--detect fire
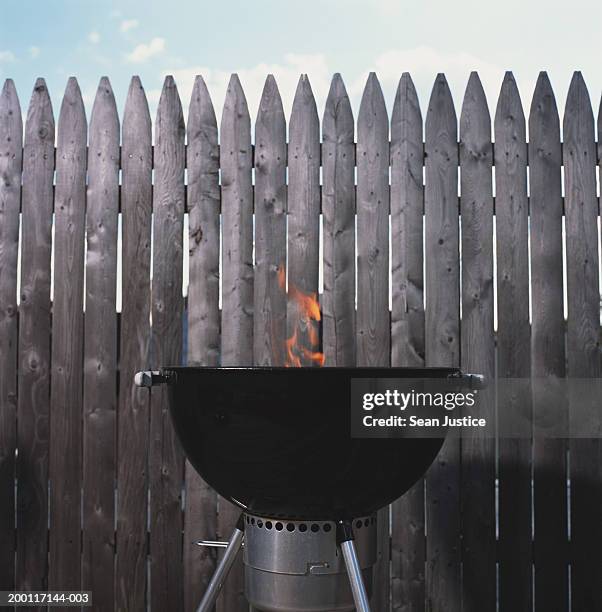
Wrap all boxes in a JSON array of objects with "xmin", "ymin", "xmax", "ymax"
[{"xmin": 278, "ymin": 265, "xmax": 324, "ymax": 367}]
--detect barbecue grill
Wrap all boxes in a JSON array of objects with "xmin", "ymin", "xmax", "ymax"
[{"xmin": 136, "ymin": 366, "xmax": 484, "ymax": 612}]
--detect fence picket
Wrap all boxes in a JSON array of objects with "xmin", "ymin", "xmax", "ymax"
[
  {"xmin": 495, "ymin": 72, "xmax": 532, "ymax": 612},
  {"xmin": 0, "ymin": 79, "xmax": 22, "ymax": 590},
  {"xmin": 529, "ymin": 72, "xmax": 568, "ymax": 612},
  {"xmin": 424, "ymin": 73, "xmax": 460, "ymax": 612},
  {"xmin": 185, "ymin": 75, "xmax": 220, "ymax": 612},
  {"xmin": 322, "ymin": 73, "xmax": 355, "ymax": 367},
  {"xmin": 17, "ymin": 78, "xmax": 54, "ymax": 592},
  {"xmin": 218, "ymin": 73, "xmax": 253, "ymax": 612},
  {"xmin": 149, "ymin": 75, "xmax": 186, "ymax": 611},
  {"xmin": 357, "ymin": 72, "xmax": 391, "ymax": 610},
  {"xmin": 116, "ymin": 76, "xmax": 152, "ymax": 612},
  {"xmin": 49, "ymin": 77, "xmax": 86, "ymax": 593},
  {"xmin": 288, "ymin": 74, "xmax": 320, "ymax": 362},
  {"xmin": 563, "ymin": 72, "xmax": 601, "ymax": 612},
  {"xmin": 390, "ymin": 72, "xmax": 426, "ymax": 612},
  {"xmin": 254, "ymin": 75, "xmax": 287, "ymax": 366},
  {"xmin": 83, "ymin": 77, "xmax": 119, "ymax": 611},
  {"xmin": 459, "ymin": 72, "xmax": 496, "ymax": 610}
]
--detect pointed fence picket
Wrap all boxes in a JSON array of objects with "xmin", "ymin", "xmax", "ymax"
[{"xmin": 0, "ymin": 69, "xmax": 599, "ymax": 612}]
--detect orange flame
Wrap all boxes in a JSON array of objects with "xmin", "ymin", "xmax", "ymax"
[{"xmin": 278, "ymin": 264, "xmax": 324, "ymax": 367}]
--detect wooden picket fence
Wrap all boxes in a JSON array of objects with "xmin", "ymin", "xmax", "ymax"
[{"xmin": 0, "ymin": 68, "xmax": 601, "ymax": 612}]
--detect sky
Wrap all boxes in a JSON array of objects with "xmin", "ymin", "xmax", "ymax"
[{"xmin": 1, "ymin": 0, "xmax": 602, "ymax": 127}]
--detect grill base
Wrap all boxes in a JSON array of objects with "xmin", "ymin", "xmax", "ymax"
[{"xmin": 243, "ymin": 513, "xmax": 377, "ymax": 612}]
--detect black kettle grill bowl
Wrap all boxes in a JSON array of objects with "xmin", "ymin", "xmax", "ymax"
[{"xmin": 160, "ymin": 366, "xmax": 464, "ymax": 520}]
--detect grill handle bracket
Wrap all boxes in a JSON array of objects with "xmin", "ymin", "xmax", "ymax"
[{"xmin": 134, "ymin": 370, "xmax": 172, "ymax": 388}]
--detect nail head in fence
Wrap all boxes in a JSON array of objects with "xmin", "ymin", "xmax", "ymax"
[
  {"xmin": 459, "ymin": 71, "xmax": 496, "ymax": 609},
  {"xmin": 424, "ymin": 73, "xmax": 460, "ymax": 612},
  {"xmin": 529, "ymin": 71, "xmax": 569, "ymax": 612},
  {"xmin": 0, "ymin": 78, "xmax": 22, "ymax": 591},
  {"xmin": 116, "ymin": 75, "xmax": 153, "ymax": 612},
  {"xmin": 390, "ymin": 72, "xmax": 426, "ymax": 612},
  {"xmin": 185, "ymin": 74, "xmax": 220, "ymax": 612},
  {"xmin": 49, "ymin": 76, "xmax": 86, "ymax": 593},
  {"xmin": 17, "ymin": 77, "xmax": 54, "ymax": 593}
]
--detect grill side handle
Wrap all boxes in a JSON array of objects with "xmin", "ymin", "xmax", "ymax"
[
  {"xmin": 448, "ymin": 372, "xmax": 487, "ymax": 390},
  {"xmin": 134, "ymin": 370, "xmax": 172, "ymax": 388}
]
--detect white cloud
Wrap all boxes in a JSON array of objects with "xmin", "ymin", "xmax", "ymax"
[
  {"xmin": 29, "ymin": 46, "xmax": 40, "ymax": 59},
  {"xmin": 120, "ymin": 19, "xmax": 139, "ymax": 33},
  {"xmin": 156, "ymin": 53, "xmax": 331, "ymax": 122},
  {"xmin": 126, "ymin": 37, "xmax": 166, "ymax": 63},
  {"xmin": 0, "ymin": 50, "xmax": 15, "ymax": 63},
  {"xmin": 88, "ymin": 31, "xmax": 101, "ymax": 44}
]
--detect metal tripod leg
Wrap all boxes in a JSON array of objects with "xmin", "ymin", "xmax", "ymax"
[
  {"xmin": 196, "ymin": 515, "xmax": 245, "ymax": 612},
  {"xmin": 337, "ymin": 520, "xmax": 371, "ymax": 612}
]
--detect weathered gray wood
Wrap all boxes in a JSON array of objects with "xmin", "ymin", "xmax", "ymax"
[
  {"xmin": 0, "ymin": 79, "xmax": 22, "ymax": 590},
  {"xmin": 218, "ymin": 73, "xmax": 253, "ymax": 612},
  {"xmin": 16, "ymin": 78, "xmax": 54, "ymax": 592},
  {"xmin": 48, "ymin": 77, "xmax": 86, "ymax": 593},
  {"xmin": 357, "ymin": 72, "xmax": 390, "ymax": 368},
  {"xmin": 563, "ymin": 71, "xmax": 601, "ymax": 612},
  {"xmin": 529, "ymin": 72, "xmax": 568, "ymax": 612},
  {"xmin": 357, "ymin": 72, "xmax": 390, "ymax": 611},
  {"xmin": 254, "ymin": 74, "xmax": 287, "ymax": 366},
  {"xmin": 322, "ymin": 73, "xmax": 355, "ymax": 367},
  {"xmin": 390, "ymin": 73, "xmax": 426, "ymax": 612},
  {"xmin": 185, "ymin": 75, "xmax": 220, "ymax": 612},
  {"xmin": 287, "ymin": 75, "xmax": 321, "ymax": 366},
  {"xmin": 149, "ymin": 75, "xmax": 185, "ymax": 612},
  {"xmin": 424, "ymin": 73, "xmax": 460, "ymax": 612},
  {"xmin": 459, "ymin": 72, "xmax": 495, "ymax": 611},
  {"xmin": 83, "ymin": 76, "xmax": 119, "ymax": 611},
  {"xmin": 495, "ymin": 71, "xmax": 532, "ymax": 612},
  {"xmin": 116, "ymin": 76, "xmax": 152, "ymax": 612}
]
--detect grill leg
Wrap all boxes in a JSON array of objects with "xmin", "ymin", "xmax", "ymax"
[
  {"xmin": 196, "ymin": 516, "xmax": 245, "ymax": 612},
  {"xmin": 337, "ymin": 520, "xmax": 371, "ymax": 612}
]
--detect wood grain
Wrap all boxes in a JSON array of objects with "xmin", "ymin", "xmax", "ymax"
[
  {"xmin": 116, "ymin": 76, "xmax": 152, "ymax": 612},
  {"xmin": 149, "ymin": 75, "xmax": 185, "ymax": 612},
  {"xmin": 83, "ymin": 77, "xmax": 119, "ymax": 612},
  {"xmin": 459, "ymin": 72, "xmax": 495, "ymax": 612},
  {"xmin": 17, "ymin": 78, "xmax": 54, "ymax": 592},
  {"xmin": 322, "ymin": 73, "xmax": 355, "ymax": 367},
  {"xmin": 424, "ymin": 73, "xmax": 460, "ymax": 612},
  {"xmin": 390, "ymin": 72, "xmax": 426, "ymax": 612},
  {"xmin": 254, "ymin": 74, "xmax": 287, "ymax": 366},
  {"xmin": 495, "ymin": 72, "xmax": 532, "ymax": 612},
  {"xmin": 185, "ymin": 74, "xmax": 220, "ymax": 612},
  {"xmin": 218, "ymin": 73, "xmax": 253, "ymax": 612},
  {"xmin": 287, "ymin": 74, "xmax": 321, "ymax": 368},
  {"xmin": 49, "ymin": 77, "xmax": 86, "ymax": 594},
  {"xmin": 528, "ymin": 71, "xmax": 568, "ymax": 612},
  {"xmin": 0, "ymin": 79, "xmax": 22, "ymax": 590},
  {"xmin": 563, "ymin": 71, "xmax": 601, "ymax": 612},
  {"xmin": 357, "ymin": 72, "xmax": 390, "ymax": 610}
]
